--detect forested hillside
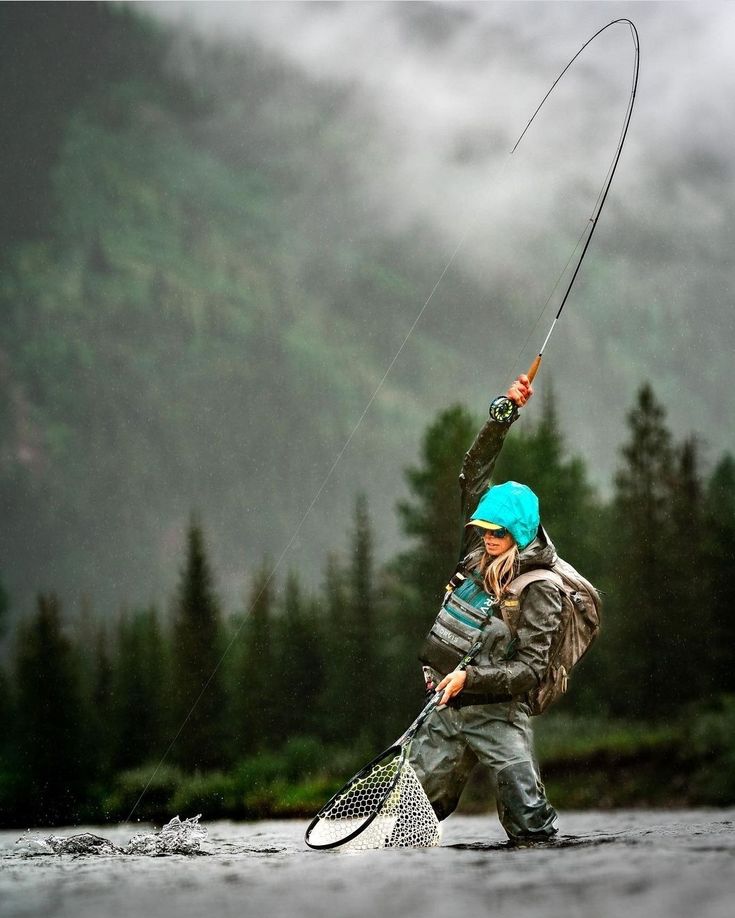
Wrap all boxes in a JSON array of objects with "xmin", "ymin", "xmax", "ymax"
[
  {"xmin": 0, "ymin": 3, "xmax": 484, "ymax": 616},
  {"xmin": 0, "ymin": 3, "xmax": 731, "ymax": 624}
]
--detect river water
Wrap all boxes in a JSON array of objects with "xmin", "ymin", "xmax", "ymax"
[{"xmin": 2, "ymin": 810, "xmax": 734, "ymax": 918}]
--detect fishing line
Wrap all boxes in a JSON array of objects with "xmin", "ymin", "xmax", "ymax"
[
  {"xmin": 506, "ymin": 219, "xmax": 593, "ymax": 383},
  {"xmin": 125, "ymin": 159, "xmax": 513, "ymax": 824},
  {"xmin": 126, "ymin": 18, "xmax": 638, "ymax": 822},
  {"xmin": 127, "ymin": 222, "xmax": 486, "ymax": 822}
]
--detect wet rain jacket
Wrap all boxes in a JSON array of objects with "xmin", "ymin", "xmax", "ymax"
[{"xmin": 455, "ymin": 413, "xmax": 563, "ymax": 700}]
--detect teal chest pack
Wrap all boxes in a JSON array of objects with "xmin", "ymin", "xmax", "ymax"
[{"xmin": 419, "ymin": 570, "xmax": 498, "ymax": 676}]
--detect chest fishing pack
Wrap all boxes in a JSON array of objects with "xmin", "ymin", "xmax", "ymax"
[
  {"xmin": 419, "ymin": 561, "xmax": 498, "ymax": 677},
  {"xmin": 500, "ymin": 557, "xmax": 601, "ymax": 715}
]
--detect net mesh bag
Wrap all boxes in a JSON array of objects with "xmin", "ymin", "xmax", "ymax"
[{"xmin": 306, "ymin": 750, "xmax": 440, "ymax": 851}]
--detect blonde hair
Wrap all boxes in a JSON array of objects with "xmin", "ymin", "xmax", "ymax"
[{"xmin": 473, "ymin": 541, "xmax": 520, "ymax": 598}]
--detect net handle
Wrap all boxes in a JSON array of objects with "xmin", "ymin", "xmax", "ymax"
[{"xmin": 397, "ymin": 637, "xmax": 485, "ymax": 745}]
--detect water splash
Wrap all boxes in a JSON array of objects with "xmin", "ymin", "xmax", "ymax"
[{"xmin": 15, "ymin": 814, "xmax": 209, "ymax": 857}]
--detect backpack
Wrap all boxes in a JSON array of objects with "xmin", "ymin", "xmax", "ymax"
[{"xmin": 499, "ymin": 558, "xmax": 601, "ymax": 715}]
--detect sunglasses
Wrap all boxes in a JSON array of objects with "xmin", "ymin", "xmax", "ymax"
[{"xmin": 482, "ymin": 527, "xmax": 509, "ymax": 539}]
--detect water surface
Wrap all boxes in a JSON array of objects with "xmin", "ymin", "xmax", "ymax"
[{"xmin": 2, "ymin": 810, "xmax": 734, "ymax": 918}]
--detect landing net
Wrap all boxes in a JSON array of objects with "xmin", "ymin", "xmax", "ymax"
[{"xmin": 306, "ymin": 752, "xmax": 440, "ymax": 851}]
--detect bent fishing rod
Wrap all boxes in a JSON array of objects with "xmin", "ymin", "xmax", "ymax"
[
  {"xmin": 515, "ymin": 18, "xmax": 640, "ymax": 387},
  {"xmin": 313, "ymin": 21, "xmax": 642, "ymax": 849}
]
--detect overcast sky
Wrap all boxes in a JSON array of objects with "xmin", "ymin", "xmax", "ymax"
[
  {"xmin": 146, "ymin": 1, "xmax": 735, "ymax": 468},
  {"xmin": 147, "ymin": 0, "xmax": 734, "ymax": 237}
]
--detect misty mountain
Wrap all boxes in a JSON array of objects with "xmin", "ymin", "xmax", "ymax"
[{"xmin": 1, "ymin": 2, "xmax": 732, "ymax": 621}]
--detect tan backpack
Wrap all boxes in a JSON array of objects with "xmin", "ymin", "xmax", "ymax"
[{"xmin": 500, "ymin": 558, "xmax": 602, "ymax": 715}]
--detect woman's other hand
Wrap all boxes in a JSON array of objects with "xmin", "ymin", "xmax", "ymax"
[
  {"xmin": 436, "ymin": 670, "xmax": 467, "ymax": 705},
  {"xmin": 506, "ymin": 374, "xmax": 534, "ymax": 407}
]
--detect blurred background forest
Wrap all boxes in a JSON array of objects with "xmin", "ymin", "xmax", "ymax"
[{"xmin": 1, "ymin": 3, "xmax": 734, "ymax": 828}]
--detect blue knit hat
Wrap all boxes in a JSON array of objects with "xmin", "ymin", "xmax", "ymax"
[{"xmin": 467, "ymin": 481, "xmax": 540, "ymax": 549}]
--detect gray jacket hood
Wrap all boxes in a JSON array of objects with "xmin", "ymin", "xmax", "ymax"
[{"xmin": 517, "ymin": 526, "xmax": 557, "ymax": 574}]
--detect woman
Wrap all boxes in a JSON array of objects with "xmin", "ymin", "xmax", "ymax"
[{"xmin": 408, "ymin": 374, "xmax": 560, "ymax": 844}]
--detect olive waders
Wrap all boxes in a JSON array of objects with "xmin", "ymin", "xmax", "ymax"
[
  {"xmin": 408, "ymin": 697, "xmax": 557, "ymax": 841},
  {"xmin": 410, "ymin": 607, "xmax": 557, "ymax": 842}
]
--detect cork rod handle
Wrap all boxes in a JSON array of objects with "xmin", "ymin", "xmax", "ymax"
[{"xmin": 526, "ymin": 354, "xmax": 542, "ymax": 384}]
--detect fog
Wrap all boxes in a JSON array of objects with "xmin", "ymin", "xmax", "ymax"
[{"xmin": 149, "ymin": 0, "xmax": 735, "ymax": 469}]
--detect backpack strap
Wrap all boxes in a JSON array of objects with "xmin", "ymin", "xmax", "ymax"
[
  {"xmin": 507, "ymin": 568, "xmax": 565, "ymax": 595},
  {"xmin": 500, "ymin": 569, "xmax": 565, "ymax": 632}
]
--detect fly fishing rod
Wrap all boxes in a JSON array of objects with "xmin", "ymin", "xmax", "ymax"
[
  {"xmin": 306, "ymin": 20, "xmax": 640, "ymax": 850},
  {"xmin": 520, "ymin": 18, "xmax": 639, "ymax": 387}
]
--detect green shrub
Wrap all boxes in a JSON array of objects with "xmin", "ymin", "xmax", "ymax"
[
  {"xmin": 684, "ymin": 695, "xmax": 735, "ymax": 805},
  {"xmin": 102, "ymin": 762, "xmax": 185, "ymax": 822},
  {"xmin": 281, "ymin": 736, "xmax": 325, "ymax": 781},
  {"xmin": 170, "ymin": 771, "xmax": 238, "ymax": 819}
]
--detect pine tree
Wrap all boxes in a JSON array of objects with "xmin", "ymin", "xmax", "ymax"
[
  {"xmin": 232, "ymin": 560, "xmax": 278, "ymax": 756},
  {"xmin": 373, "ymin": 561, "xmax": 425, "ymax": 744},
  {"xmin": 12, "ymin": 593, "xmax": 86, "ymax": 824},
  {"xmin": 0, "ymin": 663, "xmax": 12, "ymax": 820},
  {"xmin": 666, "ymin": 437, "xmax": 709, "ymax": 701},
  {"xmin": 70, "ymin": 597, "xmax": 113, "ymax": 786},
  {"xmin": 704, "ymin": 453, "xmax": 735, "ymax": 692},
  {"xmin": 0, "ymin": 580, "xmax": 10, "ymax": 776},
  {"xmin": 275, "ymin": 571, "xmax": 323, "ymax": 739},
  {"xmin": 316, "ymin": 553, "xmax": 354, "ymax": 742},
  {"xmin": 92, "ymin": 623, "xmax": 115, "ymax": 777},
  {"xmin": 111, "ymin": 606, "xmax": 168, "ymax": 770},
  {"xmin": 170, "ymin": 519, "xmax": 227, "ymax": 771},
  {"xmin": 348, "ymin": 494, "xmax": 379, "ymax": 736},
  {"xmin": 609, "ymin": 383, "xmax": 677, "ymax": 715},
  {"xmin": 78, "ymin": 618, "xmax": 116, "ymax": 783},
  {"xmin": 395, "ymin": 404, "xmax": 477, "ymax": 617},
  {"xmin": 380, "ymin": 406, "xmax": 483, "ymax": 737}
]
